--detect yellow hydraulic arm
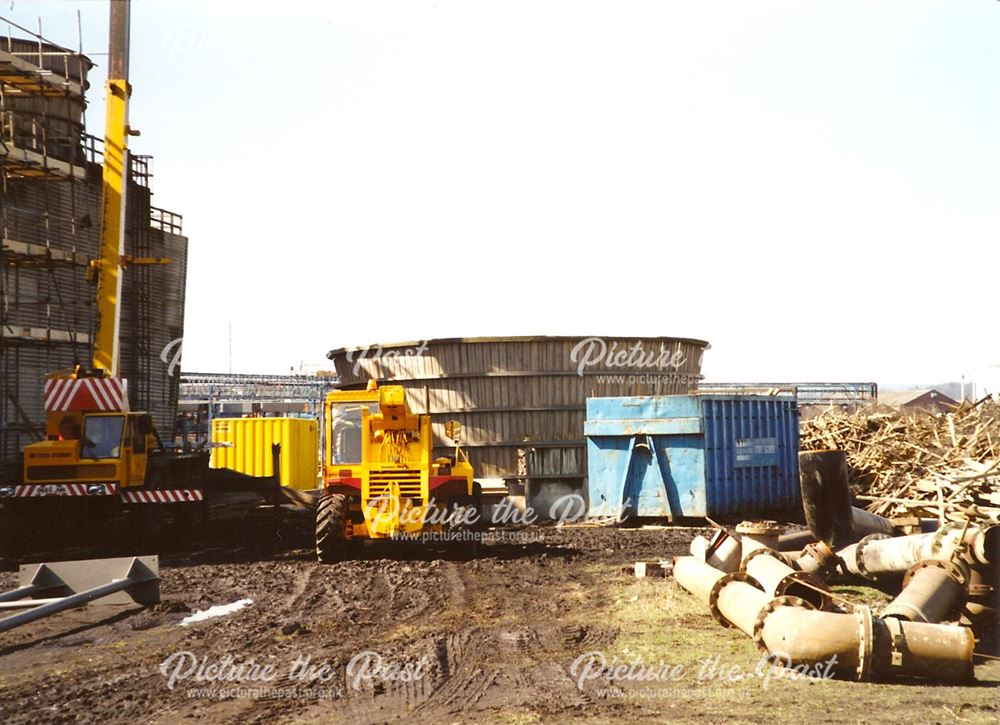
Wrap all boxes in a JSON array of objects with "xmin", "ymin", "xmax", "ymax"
[{"xmin": 92, "ymin": 0, "xmax": 131, "ymax": 375}]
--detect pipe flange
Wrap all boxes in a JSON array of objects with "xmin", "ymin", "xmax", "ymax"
[
  {"xmin": 801, "ymin": 540, "xmax": 839, "ymax": 570},
  {"xmin": 736, "ymin": 520, "xmax": 784, "ymax": 536},
  {"xmin": 774, "ymin": 571, "xmax": 834, "ymax": 611},
  {"xmin": 853, "ymin": 533, "xmax": 892, "ymax": 581},
  {"xmin": 708, "ymin": 571, "xmax": 761, "ymax": 628},
  {"xmin": 967, "ymin": 583, "xmax": 994, "ymax": 598},
  {"xmin": 901, "ymin": 557, "xmax": 970, "ymax": 589},
  {"xmin": 740, "ymin": 546, "xmax": 795, "ymax": 572},
  {"xmin": 751, "ymin": 594, "xmax": 815, "ymax": 656},
  {"xmin": 854, "ymin": 605, "xmax": 875, "ymax": 682}
]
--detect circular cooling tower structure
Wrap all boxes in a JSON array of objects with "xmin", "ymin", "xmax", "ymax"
[
  {"xmin": 2, "ymin": 38, "xmax": 92, "ymax": 164},
  {"xmin": 327, "ymin": 336, "xmax": 710, "ymax": 497}
]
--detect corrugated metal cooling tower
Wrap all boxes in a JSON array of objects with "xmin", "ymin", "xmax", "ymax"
[{"xmin": 327, "ymin": 336, "xmax": 710, "ymax": 498}]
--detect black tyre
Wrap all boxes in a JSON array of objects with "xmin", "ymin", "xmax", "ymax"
[
  {"xmin": 316, "ymin": 493, "xmax": 348, "ymax": 563},
  {"xmin": 447, "ymin": 482, "xmax": 484, "ymax": 557},
  {"xmin": 450, "ymin": 483, "xmax": 485, "ymax": 531},
  {"xmin": 471, "ymin": 482, "xmax": 485, "ymax": 532}
]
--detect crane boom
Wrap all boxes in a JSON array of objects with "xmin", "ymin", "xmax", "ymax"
[{"xmin": 92, "ymin": 0, "xmax": 131, "ymax": 375}]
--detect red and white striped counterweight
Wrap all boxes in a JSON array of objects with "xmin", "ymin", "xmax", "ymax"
[{"xmin": 44, "ymin": 375, "xmax": 129, "ymax": 413}]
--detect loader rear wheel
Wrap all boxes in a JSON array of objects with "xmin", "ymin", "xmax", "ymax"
[
  {"xmin": 447, "ymin": 482, "xmax": 484, "ymax": 557},
  {"xmin": 449, "ymin": 482, "xmax": 485, "ymax": 532},
  {"xmin": 316, "ymin": 493, "xmax": 348, "ymax": 563}
]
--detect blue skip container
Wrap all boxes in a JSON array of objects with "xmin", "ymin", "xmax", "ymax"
[{"xmin": 585, "ymin": 394, "xmax": 800, "ymax": 519}]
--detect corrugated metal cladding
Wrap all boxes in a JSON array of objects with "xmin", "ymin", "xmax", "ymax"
[
  {"xmin": 701, "ymin": 396, "xmax": 800, "ymax": 514},
  {"xmin": 0, "ymin": 40, "xmax": 187, "ymax": 457},
  {"xmin": 118, "ymin": 183, "xmax": 189, "ymax": 435},
  {"xmin": 585, "ymin": 394, "xmax": 800, "ymax": 519},
  {"xmin": 327, "ymin": 336, "xmax": 709, "ymax": 486},
  {"xmin": 211, "ymin": 418, "xmax": 318, "ymax": 491}
]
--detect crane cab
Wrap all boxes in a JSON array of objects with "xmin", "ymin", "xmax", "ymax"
[{"xmin": 23, "ymin": 411, "xmax": 156, "ymax": 491}]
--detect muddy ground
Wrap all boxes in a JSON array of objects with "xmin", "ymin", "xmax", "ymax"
[{"xmin": 0, "ymin": 523, "xmax": 997, "ymax": 724}]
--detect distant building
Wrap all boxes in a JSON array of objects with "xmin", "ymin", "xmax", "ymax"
[{"xmin": 879, "ymin": 388, "xmax": 958, "ymax": 413}]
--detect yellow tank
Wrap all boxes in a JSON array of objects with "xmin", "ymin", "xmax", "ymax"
[{"xmin": 211, "ymin": 417, "xmax": 318, "ymax": 491}]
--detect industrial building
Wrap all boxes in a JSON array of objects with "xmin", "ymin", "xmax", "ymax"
[
  {"xmin": 878, "ymin": 388, "xmax": 958, "ymax": 413},
  {"xmin": 0, "ymin": 33, "xmax": 187, "ymax": 458}
]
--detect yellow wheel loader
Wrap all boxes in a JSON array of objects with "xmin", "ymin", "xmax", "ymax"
[{"xmin": 316, "ymin": 381, "xmax": 480, "ymax": 562}]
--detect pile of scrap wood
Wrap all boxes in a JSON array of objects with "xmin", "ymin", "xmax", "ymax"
[{"xmin": 800, "ymin": 397, "xmax": 1000, "ymax": 524}]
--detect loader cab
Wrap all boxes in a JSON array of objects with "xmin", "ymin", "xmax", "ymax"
[{"xmin": 325, "ymin": 391, "xmax": 379, "ymax": 468}]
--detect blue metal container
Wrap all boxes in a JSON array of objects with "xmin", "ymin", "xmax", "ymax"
[{"xmin": 585, "ymin": 394, "xmax": 800, "ymax": 519}]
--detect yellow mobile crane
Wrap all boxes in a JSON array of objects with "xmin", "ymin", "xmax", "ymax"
[
  {"xmin": 317, "ymin": 382, "xmax": 481, "ymax": 562},
  {"xmin": 13, "ymin": 0, "xmax": 176, "ymax": 502},
  {"xmin": 0, "ymin": 3, "xmax": 273, "ymax": 553}
]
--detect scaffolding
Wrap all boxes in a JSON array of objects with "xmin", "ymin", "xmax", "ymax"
[{"xmin": 0, "ymin": 21, "xmax": 188, "ymax": 460}]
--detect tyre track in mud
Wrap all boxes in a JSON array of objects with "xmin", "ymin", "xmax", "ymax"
[
  {"xmin": 0, "ymin": 527, "xmax": 697, "ymax": 723},
  {"xmin": 296, "ymin": 552, "xmax": 636, "ymax": 722}
]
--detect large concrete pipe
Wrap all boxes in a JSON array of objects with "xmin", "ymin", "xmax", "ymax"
[
  {"xmin": 757, "ymin": 604, "xmax": 975, "ymax": 682},
  {"xmin": 742, "ymin": 548, "xmax": 833, "ymax": 610},
  {"xmin": 712, "ymin": 573, "xmax": 772, "ymax": 636},
  {"xmin": 969, "ymin": 523, "xmax": 999, "ymax": 567},
  {"xmin": 777, "ymin": 529, "xmax": 816, "ymax": 552},
  {"xmin": 798, "ymin": 449, "xmax": 898, "ymax": 547},
  {"xmin": 840, "ymin": 524, "xmax": 997, "ymax": 579},
  {"xmin": 690, "ymin": 530, "xmax": 742, "ymax": 573},
  {"xmin": 850, "ymin": 507, "xmax": 898, "ymax": 539},
  {"xmin": 778, "ymin": 509, "xmax": 898, "ymax": 553},
  {"xmin": 791, "ymin": 540, "xmax": 839, "ymax": 576},
  {"xmin": 799, "ymin": 450, "xmax": 854, "ymax": 546},
  {"xmin": 881, "ymin": 558, "xmax": 969, "ymax": 623},
  {"xmin": 675, "ymin": 554, "xmax": 976, "ymax": 683},
  {"xmin": 963, "ymin": 566, "xmax": 998, "ymax": 629},
  {"xmin": 673, "ymin": 556, "xmax": 727, "ymax": 605},
  {"xmin": 736, "ymin": 520, "xmax": 783, "ymax": 558},
  {"xmin": 673, "ymin": 557, "xmax": 774, "ymax": 636}
]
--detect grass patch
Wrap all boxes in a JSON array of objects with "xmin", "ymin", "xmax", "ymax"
[
  {"xmin": 585, "ymin": 564, "xmax": 1000, "ymax": 724},
  {"xmin": 829, "ymin": 583, "xmax": 894, "ymax": 608}
]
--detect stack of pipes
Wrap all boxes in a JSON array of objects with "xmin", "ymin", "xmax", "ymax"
[{"xmin": 674, "ymin": 451, "xmax": 997, "ymax": 683}]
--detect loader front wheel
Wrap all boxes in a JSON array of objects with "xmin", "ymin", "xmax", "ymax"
[{"xmin": 316, "ymin": 493, "xmax": 348, "ymax": 563}]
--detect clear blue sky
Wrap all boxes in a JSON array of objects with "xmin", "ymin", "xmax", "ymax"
[{"xmin": 5, "ymin": 1, "xmax": 998, "ymax": 387}]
